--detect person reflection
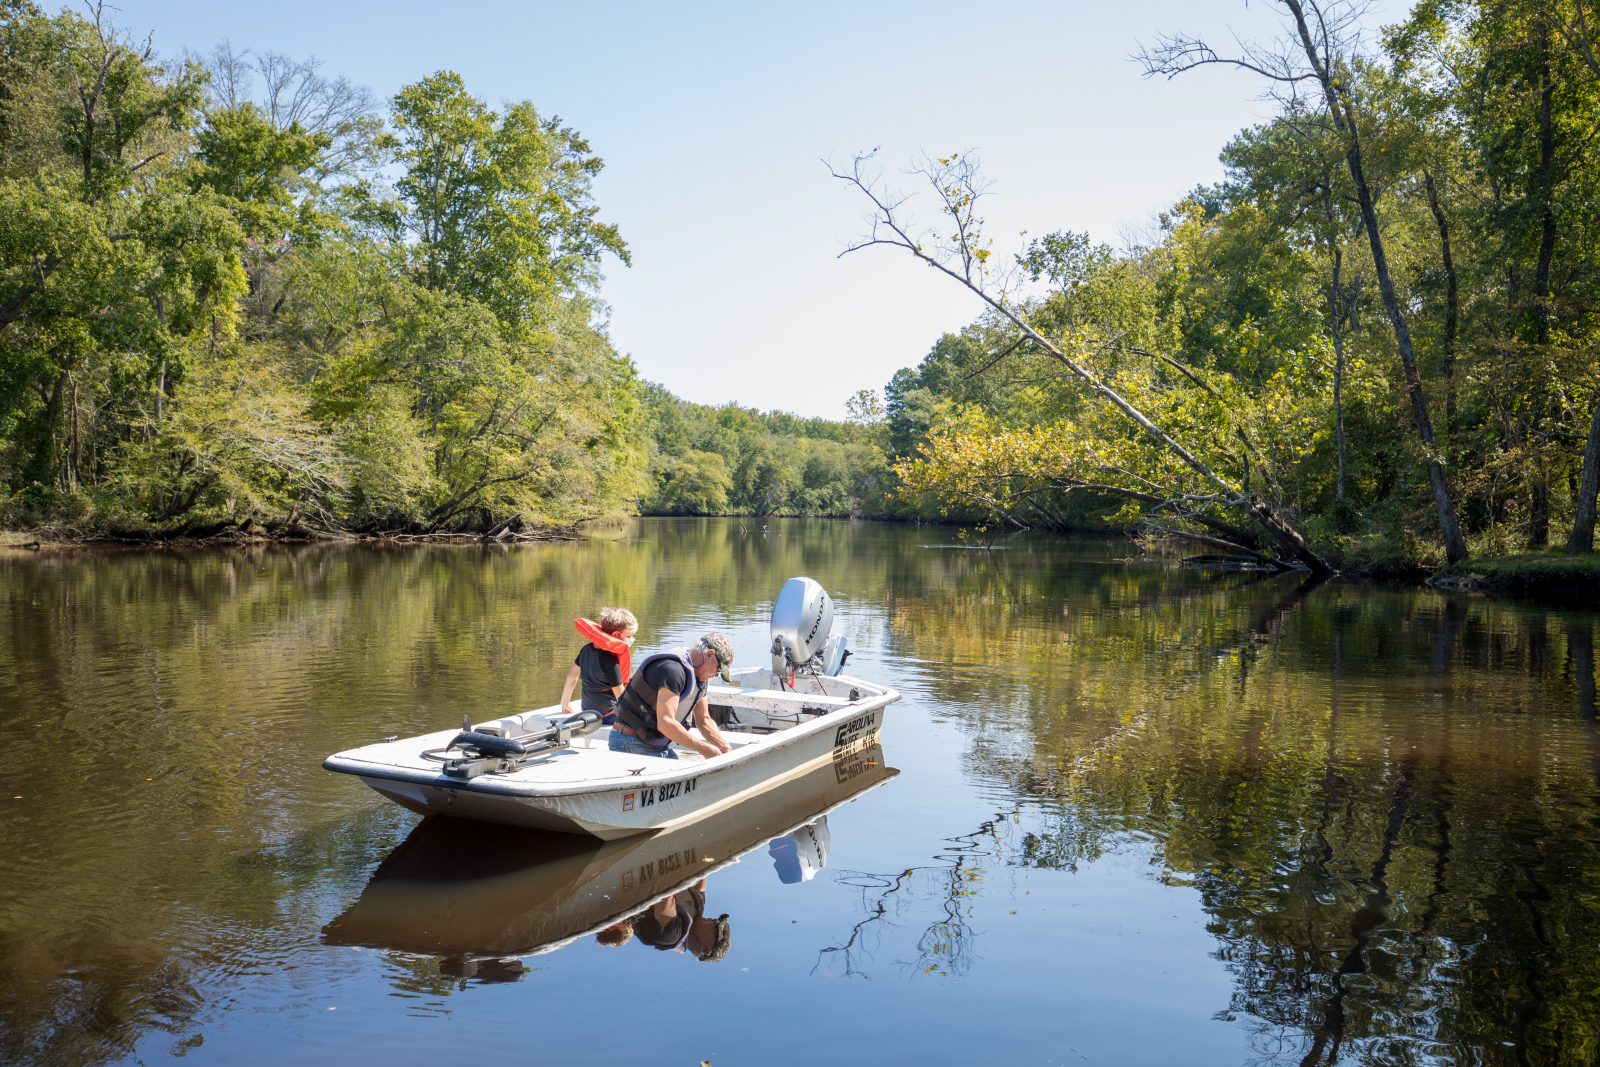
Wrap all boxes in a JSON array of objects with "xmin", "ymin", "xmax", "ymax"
[
  {"xmin": 598, "ymin": 878, "xmax": 730, "ymax": 962},
  {"xmin": 594, "ymin": 921, "xmax": 634, "ymax": 948}
]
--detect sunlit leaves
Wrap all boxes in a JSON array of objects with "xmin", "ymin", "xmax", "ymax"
[
  {"xmin": 191, "ymin": 103, "xmax": 331, "ymax": 244},
  {"xmin": 386, "ymin": 71, "xmax": 629, "ymax": 326},
  {"xmin": 0, "ymin": 5, "xmax": 645, "ymax": 533}
]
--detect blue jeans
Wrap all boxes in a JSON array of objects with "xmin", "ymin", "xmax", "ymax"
[{"xmin": 608, "ymin": 729, "xmax": 678, "ymax": 759}]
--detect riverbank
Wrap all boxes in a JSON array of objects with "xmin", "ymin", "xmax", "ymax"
[
  {"xmin": 1432, "ymin": 552, "xmax": 1600, "ymax": 603},
  {"xmin": 7, "ymin": 521, "xmax": 1598, "ymax": 607},
  {"xmin": 0, "ymin": 521, "xmax": 579, "ymax": 550}
]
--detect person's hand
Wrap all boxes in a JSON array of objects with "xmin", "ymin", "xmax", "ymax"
[
  {"xmin": 697, "ymin": 740, "xmax": 722, "ymax": 759},
  {"xmin": 560, "ymin": 702, "xmax": 573, "ymax": 716}
]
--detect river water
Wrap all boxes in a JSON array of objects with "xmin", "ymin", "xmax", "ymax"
[{"xmin": 2, "ymin": 518, "xmax": 1597, "ymax": 1065}]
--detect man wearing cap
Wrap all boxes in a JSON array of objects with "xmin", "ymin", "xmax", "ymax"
[
  {"xmin": 631, "ymin": 879, "xmax": 731, "ymax": 963},
  {"xmin": 608, "ymin": 632, "xmax": 736, "ymax": 759}
]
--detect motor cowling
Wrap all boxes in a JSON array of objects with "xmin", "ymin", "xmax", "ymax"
[{"xmin": 770, "ymin": 577, "xmax": 850, "ymax": 677}]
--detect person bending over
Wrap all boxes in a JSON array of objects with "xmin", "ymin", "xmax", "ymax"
[
  {"xmin": 632, "ymin": 879, "xmax": 730, "ymax": 963},
  {"xmin": 609, "ymin": 632, "xmax": 735, "ymax": 759}
]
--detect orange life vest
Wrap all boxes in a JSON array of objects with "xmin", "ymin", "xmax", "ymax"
[{"xmin": 574, "ymin": 617, "xmax": 632, "ymax": 682}]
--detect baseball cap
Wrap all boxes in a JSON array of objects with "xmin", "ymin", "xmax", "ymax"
[
  {"xmin": 700, "ymin": 632, "xmax": 735, "ymax": 682},
  {"xmin": 693, "ymin": 913, "xmax": 731, "ymax": 962}
]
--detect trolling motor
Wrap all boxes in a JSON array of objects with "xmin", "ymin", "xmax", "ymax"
[
  {"xmin": 769, "ymin": 577, "xmax": 851, "ymax": 686},
  {"xmin": 423, "ymin": 710, "xmax": 603, "ymax": 779}
]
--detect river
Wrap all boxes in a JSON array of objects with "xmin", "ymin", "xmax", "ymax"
[{"xmin": 2, "ymin": 517, "xmax": 1597, "ymax": 1065}]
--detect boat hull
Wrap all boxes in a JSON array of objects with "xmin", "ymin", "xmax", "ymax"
[{"xmin": 325, "ymin": 671, "xmax": 897, "ymax": 839}]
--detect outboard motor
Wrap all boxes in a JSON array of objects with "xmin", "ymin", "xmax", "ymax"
[{"xmin": 770, "ymin": 577, "xmax": 851, "ymax": 681}]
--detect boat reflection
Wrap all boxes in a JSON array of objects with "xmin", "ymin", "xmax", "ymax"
[{"xmin": 322, "ymin": 743, "xmax": 897, "ymax": 966}]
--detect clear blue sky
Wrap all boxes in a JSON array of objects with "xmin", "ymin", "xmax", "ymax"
[{"xmin": 113, "ymin": 0, "xmax": 1408, "ymax": 419}]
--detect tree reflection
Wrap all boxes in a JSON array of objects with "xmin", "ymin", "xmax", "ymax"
[
  {"xmin": 816, "ymin": 808, "xmax": 1018, "ymax": 980},
  {"xmin": 887, "ymin": 556, "xmax": 1600, "ymax": 1064},
  {"xmin": 3, "ymin": 523, "xmax": 1599, "ymax": 1062}
]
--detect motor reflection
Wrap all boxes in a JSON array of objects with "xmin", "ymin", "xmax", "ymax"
[{"xmin": 769, "ymin": 819, "xmax": 829, "ymax": 884}]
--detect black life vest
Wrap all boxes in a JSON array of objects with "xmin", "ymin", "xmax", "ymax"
[{"xmin": 614, "ymin": 650, "xmax": 701, "ymax": 745}]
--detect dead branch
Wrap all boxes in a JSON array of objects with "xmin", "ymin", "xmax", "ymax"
[{"xmin": 831, "ymin": 151, "xmax": 1331, "ymax": 575}]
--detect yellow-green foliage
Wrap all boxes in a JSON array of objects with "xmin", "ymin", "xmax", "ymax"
[{"xmin": 878, "ymin": 1, "xmax": 1600, "ymax": 565}]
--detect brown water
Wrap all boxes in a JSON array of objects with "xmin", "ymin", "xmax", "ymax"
[{"xmin": 1, "ymin": 518, "xmax": 1597, "ymax": 1065}]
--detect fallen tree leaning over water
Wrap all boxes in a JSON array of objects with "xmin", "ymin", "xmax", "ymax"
[{"xmin": 831, "ymin": 153, "xmax": 1333, "ymax": 576}]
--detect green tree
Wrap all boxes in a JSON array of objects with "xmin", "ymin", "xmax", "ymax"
[{"xmin": 386, "ymin": 71, "xmax": 629, "ymax": 324}]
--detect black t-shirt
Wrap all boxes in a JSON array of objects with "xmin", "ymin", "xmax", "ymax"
[
  {"xmin": 644, "ymin": 657, "xmax": 703, "ymax": 719},
  {"xmin": 640, "ymin": 655, "xmax": 689, "ymax": 700},
  {"xmin": 633, "ymin": 886, "xmax": 706, "ymax": 951},
  {"xmin": 627, "ymin": 655, "xmax": 702, "ymax": 735},
  {"xmin": 575, "ymin": 643, "xmax": 623, "ymax": 712}
]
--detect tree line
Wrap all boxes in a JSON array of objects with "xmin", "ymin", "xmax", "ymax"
[
  {"xmin": 0, "ymin": 2, "xmax": 924, "ymax": 537},
  {"xmin": 851, "ymin": 0, "xmax": 1600, "ymax": 572},
  {"xmin": 638, "ymin": 383, "xmax": 897, "ymax": 517},
  {"xmin": 1, "ymin": 1, "xmax": 642, "ymax": 536},
  {"xmin": 7, "ymin": 0, "xmax": 1599, "ymax": 571}
]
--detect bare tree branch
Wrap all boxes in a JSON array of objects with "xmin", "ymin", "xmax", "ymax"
[
  {"xmin": 963, "ymin": 333, "xmax": 1031, "ymax": 380},
  {"xmin": 829, "ymin": 150, "xmax": 1331, "ymax": 574}
]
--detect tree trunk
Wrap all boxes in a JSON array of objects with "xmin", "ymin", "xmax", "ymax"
[
  {"xmin": 68, "ymin": 375, "xmax": 81, "ymax": 490},
  {"xmin": 41, "ymin": 371, "xmax": 65, "ymax": 492},
  {"xmin": 1323, "ymin": 215, "xmax": 1348, "ymax": 501},
  {"xmin": 1423, "ymin": 170, "xmax": 1458, "ymax": 438},
  {"xmin": 1532, "ymin": 18, "xmax": 1559, "ymax": 349},
  {"xmin": 1529, "ymin": 480, "xmax": 1552, "ymax": 549},
  {"xmin": 1526, "ymin": 19, "xmax": 1559, "ymax": 549},
  {"xmin": 1284, "ymin": 0, "xmax": 1469, "ymax": 563},
  {"xmin": 154, "ymin": 358, "xmax": 166, "ymax": 427},
  {"xmin": 1567, "ymin": 398, "xmax": 1600, "ymax": 552}
]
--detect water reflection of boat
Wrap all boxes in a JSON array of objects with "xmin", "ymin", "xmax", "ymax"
[{"xmin": 321, "ymin": 743, "xmax": 896, "ymax": 960}]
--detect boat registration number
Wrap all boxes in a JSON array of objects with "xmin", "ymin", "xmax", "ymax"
[{"xmin": 623, "ymin": 776, "xmax": 699, "ymax": 812}]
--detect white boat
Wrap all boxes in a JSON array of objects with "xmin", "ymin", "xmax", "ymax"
[
  {"xmin": 322, "ymin": 741, "xmax": 897, "ymax": 960},
  {"xmin": 323, "ymin": 578, "xmax": 901, "ymax": 839}
]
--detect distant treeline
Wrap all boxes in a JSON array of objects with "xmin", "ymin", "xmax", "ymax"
[
  {"xmin": 5, "ymin": 1, "xmax": 1599, "ymax": 571},
  {"xmin": 637, "ymin": 384, "xmax": 898, "ymax": 518}
]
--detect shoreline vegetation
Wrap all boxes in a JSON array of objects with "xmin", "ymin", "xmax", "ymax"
[
  {"xmin": 2, "ymin": 3, "xmax": 1598, "ymax": 601},
  {"xmin": 0, "ymin": 522, "xmax": 577, "ymax": 549},
  {"xmin": 6, "ymin": 519, "xmax": 1599, "ymax": 607}
]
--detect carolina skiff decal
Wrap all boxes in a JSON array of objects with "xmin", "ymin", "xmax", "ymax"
[{"xmin": 833, "ymin": 711, "xmax": 876, "ymax": 750}]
